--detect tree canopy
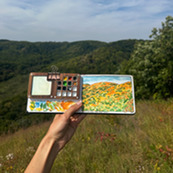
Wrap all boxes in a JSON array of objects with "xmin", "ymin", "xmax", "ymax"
[{"xmin": 120, "ymin": 16, "xmax": 173, "ymax": 99}]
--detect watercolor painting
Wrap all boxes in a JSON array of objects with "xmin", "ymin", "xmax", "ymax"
[
  {"xmin": 82, "ymin": 75, "xmax": 134, "ymax": 113},
  {"xmin": 28, "ymin": 100, "xmax": 76, "ymax": 112},
  {"xmin": 27, "ymin": 75, "xmax": 135, "ymax": 113}
]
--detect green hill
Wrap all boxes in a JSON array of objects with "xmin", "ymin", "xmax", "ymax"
[
  {"xmin": 0, "ymin": 16, "xmax": 172, "ymax": 134},
  {"xmin": 0, "ymin": 39, "xmax": 137, "ymax": 134}
]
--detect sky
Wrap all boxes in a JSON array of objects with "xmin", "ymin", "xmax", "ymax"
[
  {"xmin": 83, "ymin": 75, "xmax": 131, "ymax": 85},
  {"xmin": 0, "ymin": 0, "xmax": 172, "ymax": 42}
]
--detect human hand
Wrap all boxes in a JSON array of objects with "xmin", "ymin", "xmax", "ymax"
[
  {"xmin": 25, "ymin": 101, "xmax": 86, "ymax": 173},
  {"xmin": 46, "ymin": 101, "xmax": 86, "ymax": 150}
]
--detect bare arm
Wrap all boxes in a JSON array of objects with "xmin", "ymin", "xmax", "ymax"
[{"xmin": 25, "ymin": 101, "xmax": 86, "ymax": 173}]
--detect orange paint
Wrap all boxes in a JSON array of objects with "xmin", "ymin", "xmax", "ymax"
[{"xmin": 61, "ymin": 101, "xmax": 75, "ymax": 110}]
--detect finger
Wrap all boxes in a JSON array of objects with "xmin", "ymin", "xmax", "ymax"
[
  {"xmin": 54, "ymin": 114, "xmax": 60, "ymax": 120},
  {"xmin": 76, "ymin": 114, "xmax": 87, "ymax": 124},
  {"xmin": 64, "ymin": 101, "xmax": 82, "ymax": 118},
  {"xmin": 71, "ymin": 114, "xmax": 87, "ymax": 128}
]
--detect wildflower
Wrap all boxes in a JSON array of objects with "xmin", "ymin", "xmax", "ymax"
[
  {"xmin": 156, "ymin": 144, "xmax": 162, "ymax": 150},
  {"xmin": 157, "ymin": 167, "xmax": 160, "ymax": 171},
  {"xmin": 159, "ymin": 118, "xmax": 163, "ymax": 122},
  {"xmin": 166, "ymin": 146, "xmax": 173, "ymax": 153},
  {"xmin": 159, "ymin": 148, "xmax": 164, "ymax": 153},
  {"xmin": 6, "ymin": 153, "xmax": 14, "ymax": 160},
  {"xmin": 26, "ymin": 146, "xmax": 35, "ymax": 153},
  {"xmin": 158, "ymin": 116, "xmax": 164, "ymax": 122},
  {"xmin": 136, "ymin": 165, "xmax": 145, "ymax": 172},
  {"xmin": 95, "ymin": 132, "xmax": 116, "ymax": 142}
]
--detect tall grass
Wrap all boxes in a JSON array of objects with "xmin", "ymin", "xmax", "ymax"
[{"xmin": 0, "ymin": 100, "xmax": 173, "ymax": 173}]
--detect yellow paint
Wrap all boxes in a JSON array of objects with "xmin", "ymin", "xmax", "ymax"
[{"xmin": 64, "ymin": 77, "xmax": 68, "ymax": 81}]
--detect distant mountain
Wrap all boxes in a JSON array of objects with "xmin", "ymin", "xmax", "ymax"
[
  {"xmin": 0, "ymin": 39, "xmax": 137, "ymax": 101},
  {"xmin": 0, "ymin": 40, "xmax": 106, "ymax": 82}
]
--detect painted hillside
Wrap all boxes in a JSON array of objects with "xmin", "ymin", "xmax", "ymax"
[{"xmin": 82, "ymin": 81, "xmax": 134, "ymax": 112}]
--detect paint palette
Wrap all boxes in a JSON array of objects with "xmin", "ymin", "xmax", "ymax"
[
  {"xmin": 28, "ymin": 72, "xmax": 81, "ymax": 100},
  {"xmin": 27, "ymin": 73, "xmax": 136, "ymax": 114},
  {"xmin": 56, "ymin": 74, "xmax": 79, "ymax": 98}
]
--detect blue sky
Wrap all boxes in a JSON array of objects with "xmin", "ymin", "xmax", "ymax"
[
  {"xmin": 83, "ymin": 75, "xmax": 131, "ymax": 85},
  {"xmin": 0, "ymin": 0, "xmax": 172, "ymax": 42}
]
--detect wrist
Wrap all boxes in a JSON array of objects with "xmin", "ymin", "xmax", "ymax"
[
  {"xmin": 44, "ymin": 133, "xmax": 67, "ymax": 152},
  {"xmin": 43, "ymin": 134, "xmax": 60, "ymax": 153}
]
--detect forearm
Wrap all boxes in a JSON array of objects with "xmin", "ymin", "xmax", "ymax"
[
  {"xmin": 25, "ymin": 102, "xmax": 85, "ymax": 173},
  {"xmin": 25, "ymin": 135, "xmax": 60, "ymax": 173}
]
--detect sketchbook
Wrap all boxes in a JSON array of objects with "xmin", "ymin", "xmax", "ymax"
[{"xmin": 27, "ymin": 72, "xmax": 136, "ymax": 114}]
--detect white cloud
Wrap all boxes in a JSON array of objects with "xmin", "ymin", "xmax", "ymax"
[{"xmin": 0, "ymin": 0, "xmax": 172, "ymax": 42}]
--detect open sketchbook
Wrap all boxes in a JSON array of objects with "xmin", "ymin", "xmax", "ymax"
[{"xmin": 27, "ymin": 73, "xmax": 136, "ymax": 114}]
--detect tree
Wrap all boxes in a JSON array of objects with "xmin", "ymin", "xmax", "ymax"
[{"xmin": 120, "ymin": 16, "xmax": 173, "ymax": 99}]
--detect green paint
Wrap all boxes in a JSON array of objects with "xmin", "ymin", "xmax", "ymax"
[{"xmin": 63, "ymin": 81, "xmax": 67, "ymax": 86}]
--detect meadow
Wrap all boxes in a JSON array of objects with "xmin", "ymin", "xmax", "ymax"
[{"xmin": 0, "ymin": 99, "xmax": 173, "ymax": 173}]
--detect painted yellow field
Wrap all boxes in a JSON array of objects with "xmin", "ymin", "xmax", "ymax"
[{"xmin": 82, "ymin": 82, "xmax": 134, "ymax": 112}]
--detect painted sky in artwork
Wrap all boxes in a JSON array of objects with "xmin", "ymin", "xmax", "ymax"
[{"xmin": 82, "ymin": 75, "xmax": 131, "ymax": 85}]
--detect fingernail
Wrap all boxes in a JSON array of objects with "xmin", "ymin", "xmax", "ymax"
[{"xmin": 76, "ymin": 100, "xmax": 82, "ymax": 106}]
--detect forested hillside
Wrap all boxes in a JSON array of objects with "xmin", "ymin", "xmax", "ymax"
[
  {"xmin": 0, "ymin": 40, "xmax": 106, "ymax": 82},
  {"xmin": 0, "ymin": 39, "xmax": 137, "ymax": 134},
  {"xmin": 0, "ymin": 16, "xmax": 172, "ymax": 134},
  {"xmin": 52, "ymin": 40, "xmax": 137, "ymax": 74}
]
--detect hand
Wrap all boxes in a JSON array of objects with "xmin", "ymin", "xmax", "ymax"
[
  {"xmin": 25, "ymin": 101, "xmax": 86, "ymax": 173},
  {"xmin": 46, "ymin": 100, "xmax": 86, "ymax": 150}
]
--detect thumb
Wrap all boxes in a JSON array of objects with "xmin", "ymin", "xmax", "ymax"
[{"xmin": 64, "ymin": 101, "xmax": 82, "ymax": 118}]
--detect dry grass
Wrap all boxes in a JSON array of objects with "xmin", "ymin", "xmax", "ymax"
[{"xmin": 0, "ymin": 99, "xmax": 173, "ymax": 173}]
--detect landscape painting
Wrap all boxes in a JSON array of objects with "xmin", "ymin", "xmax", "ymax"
[{"xmin": 82, "ymin": 75, "xmax": 135, "ymax": 113}]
